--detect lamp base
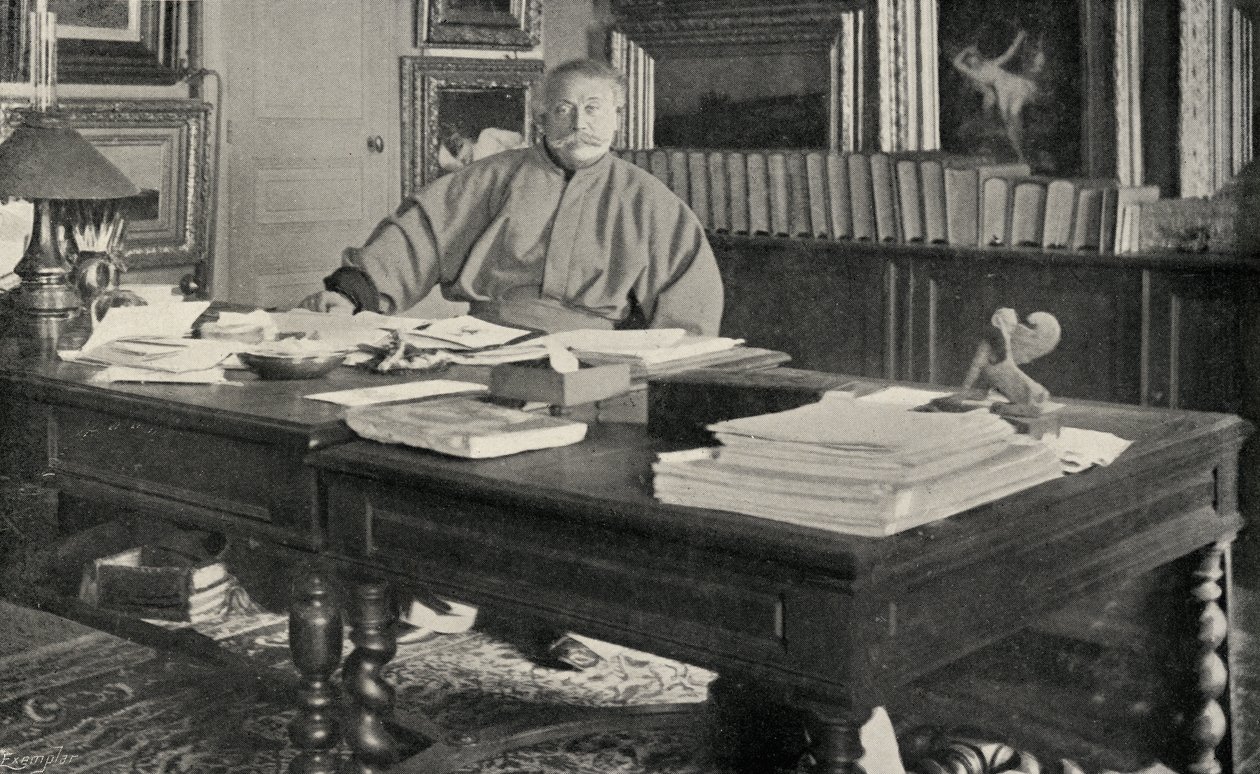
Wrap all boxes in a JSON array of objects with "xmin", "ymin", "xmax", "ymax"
[{"xmin": 16, "ymin": 278, "xmax": 82, "ymax": 343}]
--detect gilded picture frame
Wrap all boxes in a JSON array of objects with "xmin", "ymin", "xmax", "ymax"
[
  {"xmin": 1, "ymin": 99, "xmax": 211, "ymax": 270},
  {"xmin": 610, "ymin": 0, "xmax": 864, "ymax": 152},
  {"xmin": 401, "ymin": 56, "xmax": 543, "ymax": 197},
  {"xmin": 421, "ymin": 0, "xmax": 542, "ymax": 50},
  {"xmin": 0, "ymin": 0, "xmax": 197, "ymax": 85}
]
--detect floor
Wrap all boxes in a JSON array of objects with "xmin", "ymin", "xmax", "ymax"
[{"xmin": 1, "ymin": 473, "xmax": 1258, "ymax": 773}]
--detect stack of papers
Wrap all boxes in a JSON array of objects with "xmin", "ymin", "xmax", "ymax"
[
  {"xmin": 653, "ymin": 394, "xmax": 1063, "ymax": 537},
  {"xmin": 547, "ymin": 329, "xmax": 746, "ymax": 377},
  {"xmin": 62, "ymin": 302, "xmax": 236, "ymax": 379}
]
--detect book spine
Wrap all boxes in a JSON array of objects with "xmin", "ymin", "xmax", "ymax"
[
  {"xmin": 1010, "ymin": 180, "xmax": 1047, "ymax": 247},
  {"xmin": 687, "ymin": 151, "xmax": 711, "ymax": 229},
  {"xmin": 708, "ymin": 151, "xmax": 730, "ymax": 233},
  {"xmin": 943, "ymin": 167, "xmax": 978, "ymax": 247},
  {"xmin": 648, "ymin": 149, "xmax": 670, "ymax": 187},
  {"xmin": 805, "ymin": 151, "xmax": 830, "ymax": 238},
  {"xmin": 895, "ymin": 159, "xmax": 924, "ymax": 243},
  {"xmin": 767, "ymin": 152, "xmax": 791, "ymax": 237},
  {"xmin": 920, "ymin": 160, "xmax": 947, "ymax": 244},
  {"xmin": 979, "ymin": 176, "xmax": 1012, "ymax": 247},
  {"xmin": 847, "ymin": 153, "xmax": 876, "ymax": 241},
  {"xmin": 786, "ymin": 152, "xmax": 812, "ymax": 237},
  {"xmin": 728, "ymin": 151, "xmax": 749, "ymax": 234},
  {"xmin": 746, "ymin": 152, "xmax": 770, "ymax": 236},
  {"xmin": 1071, "ymin": 187, "xmax": 1104, "ymax": 250},
  {"xmin": 868, "ymin": 152, "xmax": 899, "ymax": 242},
  {"xmin": 668, "ymin": 150, "xmax": 690, "ymax": 204},
  {"xmin": 1096, "ymin": 185, "xmax": 1119, "ymax": 254},
  {"xmin": 1041, "ymin": 181, "xmax": 1076, "ymax": 249},
  {"xmin": 826, "ymin": 153, "xmax": 852, "ymax": 239}
]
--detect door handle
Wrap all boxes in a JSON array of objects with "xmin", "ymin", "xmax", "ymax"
[{"xmin": 367, "ymin": 135, "xmax": 384, "ymax": 153}]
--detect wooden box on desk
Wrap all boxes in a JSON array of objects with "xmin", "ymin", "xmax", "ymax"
[
  {"xmin": 489, "ymin": 361, "xmax": 632, "ymax": 407},
  {"xmin": 647, "ymin": 367, "xmax": 855, "ymax": 445}
]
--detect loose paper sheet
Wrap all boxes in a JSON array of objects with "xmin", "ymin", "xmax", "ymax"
[
  {"xmin": 857, "ymin": 385, "xmax": 956, "ymax": 408},
  {"xmin": 1042, "ymin": 427, "xmax": 1132, "ymax": 473},
  {"xmin": 304, "ymin": 379, "xmax": 488, "ymax": 407},
  {"xmin": 74, "ymin": 301, "xmax": 211, "ymax": 353},
  {"xmin": 90, "ymin": 367, "xmax": 237, "ymax": 385}
]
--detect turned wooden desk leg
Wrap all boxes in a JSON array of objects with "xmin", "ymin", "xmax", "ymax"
[
  {"xmin": 344, "ymin": 580, "xmax": 401, "ymax": 774},
  {"xmin": 1188, "ymin": 540, "xmax": 1231, "ymax": 774},
  {"xmin": 803, "ymin": 701, "xmax": 871, "ymax": 774},
  {"xmin": 289, "ymin": 573, "xmax": 344, "ymax": 774}
]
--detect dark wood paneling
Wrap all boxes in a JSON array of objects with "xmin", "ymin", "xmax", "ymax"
[
  {"xmin": 908, "ymin": 256, "xmax": 1145, "ymax": 403},
  {"xmin": 714, "ymin": 235, "xmax": 888, "ymax": 377}
]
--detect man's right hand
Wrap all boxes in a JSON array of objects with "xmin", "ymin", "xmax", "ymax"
[{"xmin": 297, "ymin": 290, "xmax": 356, "ymax": 314}]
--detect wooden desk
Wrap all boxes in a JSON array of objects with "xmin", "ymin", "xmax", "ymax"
[
  {"xmin": 0, "ymin": 342, "xmax": 1248, "ymax": 773},
  {"xmin": 308, "ymin": 401, "xmax": 1248, "ymax": 774},
  {"xmin": 0, "ymin": 339, "xmax": 489, "ymax": 550}
]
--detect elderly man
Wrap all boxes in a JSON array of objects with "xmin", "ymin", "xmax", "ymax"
[
  {"xmin": 300, "ymin": 58, "xmax": 722, "ymax": 336},
  {"xmin": 299, "ymin": 58, "xmax": 723, "ymax": 669}
]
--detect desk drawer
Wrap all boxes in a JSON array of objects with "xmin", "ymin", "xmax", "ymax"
[
  {"xmin": 49, "ymin": 405, "xmax": 317, "ymax": 543},
  {"xmin": 326, "ymin": 473, "xmax": 798, "ymax": 649}
]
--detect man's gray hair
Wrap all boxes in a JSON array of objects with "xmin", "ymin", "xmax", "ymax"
[{"xmin": 541, "ymin": 59, "xmax": 626, "ymax": 106}]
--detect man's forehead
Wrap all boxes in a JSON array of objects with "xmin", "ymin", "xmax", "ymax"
[{"xmin": 546, "ymin": 74, "xmax": 618, "ymax": 103}]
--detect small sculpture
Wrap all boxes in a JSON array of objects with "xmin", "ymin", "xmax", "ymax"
[{"xmin": 962, "ymin": 308, "xmax": 1061, "ymax": 414}]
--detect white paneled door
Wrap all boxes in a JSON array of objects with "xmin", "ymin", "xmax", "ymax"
[{"xmin": 222, "ymin": 0, "xmax": 396, "ymax": 308}]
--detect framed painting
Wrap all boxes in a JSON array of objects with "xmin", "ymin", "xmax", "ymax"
[
  {"xmin": 1, "ymin": 99, "xmax": 211, "ymax": 269},
  {"xmin": 421, "ymin": 0, "xmax": 542, "ymax": 50},
  {"xmin": 936, "ymin": 0, "xmax": 1115, "ymax": 178},
  {"xmin": 0, "ymin": 0, "xmax": 197, "ymax": 85},
  {"xmin": 400, "ymin": 56, "xmax": 543, "ymax": 196},
  {"xmin": 610, "ymin": 0, "xmax": 865, "ymax": 152}
]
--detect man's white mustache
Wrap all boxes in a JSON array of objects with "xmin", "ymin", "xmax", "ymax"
[{"xmin": 556, "ymin": 132, "xmax": 606, "ymax": 146}]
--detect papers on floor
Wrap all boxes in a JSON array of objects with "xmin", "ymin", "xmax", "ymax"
[
  {"xmin": 305, "ymin": 379, "xmax": 487, "ymax": 407},
  {"xmin": 653, "ymin": 394, "xmax": 1064, "ymax": 537},
  {"xmin": 346, "ymin": 397, "xmax": 587, "ymax": 458}
]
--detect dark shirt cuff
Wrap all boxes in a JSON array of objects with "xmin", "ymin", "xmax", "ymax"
[{"xmin": 323, "ymin": 266, "xmax": 382, "ymax": 314}]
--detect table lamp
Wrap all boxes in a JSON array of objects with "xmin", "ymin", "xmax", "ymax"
[{"xmin": 0, "ymin": 111, "xmax": 139, "ymax": 336}]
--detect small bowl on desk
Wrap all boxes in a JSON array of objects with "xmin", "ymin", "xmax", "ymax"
[{"xmin": 238, "ymin": 345, "xmax": 346, "ymax": 380}]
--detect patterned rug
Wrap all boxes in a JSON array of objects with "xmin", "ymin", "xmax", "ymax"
[{"xmin": 0, "ymin": 609, "xmax": 737, "ymax": 774}]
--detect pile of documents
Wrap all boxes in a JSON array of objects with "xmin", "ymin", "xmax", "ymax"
[
  {"xmin": 547, "ymin": 329, "xmax": 748, "ymax": 378},
  {"xmin": 61, "ymin": 302, "xmax": 769, "ymax": 389},
  {"xmin": 652, "ymin": 394, "xmax": 1063, "ymax": 537}
]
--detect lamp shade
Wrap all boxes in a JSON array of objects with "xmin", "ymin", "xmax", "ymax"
[{"xmin": 0, "ymin": 114, "xmax": 138, "ymax": 200}]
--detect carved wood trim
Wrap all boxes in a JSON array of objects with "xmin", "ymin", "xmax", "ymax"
[
  {"xmin": 612, "ymin": 1, "xmax": 862, "ymax": 56},
  {"xmin": 610, "ymin": 1, "xmax": 865, "ymax": 151},
  {"xmin": 424, "ymin": 0, "xmax": 542, "ymax": 50},
  {"xmin": 1115, "ymin": 0, "xmax": 1144, "ymax": 187},
  {"xmin": 877, "ymin": 0, "xmax": 939, "ymax": 152},
  {"xmin": 399, "ymin": 56, "xmax": 543, "ymax": 196},
  {"xmin": 1181, "ymin": 0, "xmax": 1254, "ymax": 195}
]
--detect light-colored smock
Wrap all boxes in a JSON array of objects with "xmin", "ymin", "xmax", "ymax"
[{"xmin": 345, "ymin": 144, "xmax": 723, "ymax": 335}]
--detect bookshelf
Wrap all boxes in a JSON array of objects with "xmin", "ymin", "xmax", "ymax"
[{"xmin": 711, "ymin": 232, "xmax": 1260, "ymax": 419}]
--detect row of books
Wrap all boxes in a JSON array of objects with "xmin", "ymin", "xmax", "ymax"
[
  {"xmin": 611, "ymin": 147, "xmax": 1165, "ymax": 253},
  {"xmin": 652, "ymin": 395, "xmax": 1063, "ymax": 537}
]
